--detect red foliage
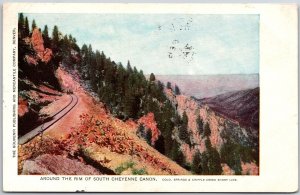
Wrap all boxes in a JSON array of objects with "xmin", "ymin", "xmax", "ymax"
[
  {"xmin": 42, "ymin": 48, "xmax": 53, "ymax": 63},
  {"xmin": 138, "ymin": 112, "xmax": 160, "ymax": 145},
  {"xmin": 18, "ymin": 97, "xmax": 29, "ymax": 117},
  {"xmin": 64, "ymin": 113, "xmax": 175, "ymax": 174}
]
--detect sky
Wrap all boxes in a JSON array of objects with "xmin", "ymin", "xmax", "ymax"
[{"xmin": 24, "ymin": 14, "xmax": 259, "ymax": 75}]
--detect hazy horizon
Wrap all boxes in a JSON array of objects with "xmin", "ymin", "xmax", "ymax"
[
  {"xmin": 147, "ymin": 73, "xmax": 259, "ymax": 76},
  {"xmin": 155, "ymin": 74, "xmax": 259, "ymax": 98}
]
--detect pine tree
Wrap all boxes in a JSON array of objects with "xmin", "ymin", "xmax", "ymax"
[
  {"xmin": 207, "ymin": 148, "xmax": 222, "ymax": 175},
  {"xmin": 43, "ymin": 25, "xmax": 49, "ymax": 38},
  {"xmin": 31, "ymin": 19, "xmax": 37, "ymax": 31},
  {"xmin": 124, "ymin": 90, "xmax": 135, "ymax": 119},
  {"xmin": 80, "ymin": 44, "xmax": 89, "ymax": 78},
  {"xmin": 149, "ymin": 73, "xmax": 155, "ymax": 82},
  {"xmin": 18, "ymin": 13, "xmax": 25, "ymax": 38},
  {"xmin": 127, "ymin": 60, "xmax": 133, "ymax": 73},
  {"xmin": 191, "ymin": 151, "xmax": 202, "ymax": 174},
  {"xmin": 94, "ymin": 50, "xmax": 102, "ymax": 82},
  {"xmin": 61, "ymin": 35, "xmax": 70, "ymax": 56},
  {"xmin": 174, "ymin": 85, "xmax": 181, "ymax": 95},
  {"xmin": 205, "ymin": 138, "xmax": 222, "ymax": 175},
  {"xmin": 201, "ymin": 152, "xmax": 209, "ymax": 175},
  {"xmin": 205, "ymin": 138, "xmax": 212, "ymax": 150},
  {"xmin": 171, "ymin": 140, "xmax": 184, "ymax": 166},
  {"xmin": 51, "ymin": 25, "xmax": 63, "ymax": 65},
  {"xmin": 196, "ymin": 115, "xmax": 204, "ymax": 135},
  {"xmin": 68, "ymin": 34, "xmax": 73, "ymax": 44},
  {"xmin": 88, "ymin": 44, "xmax": 96, "ymax": 82},
  {"xmin": 179, "ymin": 126, "xmax": 188, "ymax": 142},
  {"xmin": 42, "ymin": 25, "xmax": 50, "ymax": 48},
  {"xmin": 182, "ymin": 111, "xmax": 188, "ymax": 125},
  {"xmin": 133, "ymin": 66, "xmax": 138, "ymax": 74},
  {"xmin": 52, "ymin": 25, "xmax": 60, "ymax": 46},
  {"xmin": 179, "ymin": 111, "xmax": 190, "ymax": 145},
  {"xmin": 18, "ymin": 13, "xmax": 24, "ymax": 27},
  {"xmin": 18, "ymin": 13, "xmax": 29, "ymax": 39},
  {"xmin": 166, "ymin": 82, "xmax": 172, "ymax": 89},
  {"xmin": 24, "ymin": 17, "xmax": 30, "ymax": 37},
  {"xmin": 204, "ymin": 122, "xmax": 211, "ymax": 137}
]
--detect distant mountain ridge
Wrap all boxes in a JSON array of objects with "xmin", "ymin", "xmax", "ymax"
[
  {"xmin": 156, "ymin": 74, "xmax": 259, "ymax": 99},
  {"xmin": 200, "ymin": 87, "xmax": 259, "ymax": 131}
]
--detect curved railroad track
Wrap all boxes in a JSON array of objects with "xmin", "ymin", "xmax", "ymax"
[{"xmin": 18, "ymin": 94, "xmax": 78, "ymax": 145}]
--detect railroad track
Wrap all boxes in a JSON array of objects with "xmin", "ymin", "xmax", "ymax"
[{"xmin": 18, "ymin": 94, "xmax": 78, "ymax": 145}]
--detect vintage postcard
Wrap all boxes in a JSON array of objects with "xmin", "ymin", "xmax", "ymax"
[{"xmin": 2, "ymin": 3, "xmax": 298, "ymax": 192}]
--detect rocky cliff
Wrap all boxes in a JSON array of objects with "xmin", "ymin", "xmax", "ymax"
[
  {"xmin": 22, "ymin": 154, "xmax": 102, "ymax": 175},
  {"xmin": 165, "ymin": 88, "xmax": 259, "ymax": 175},
  {"xmin": 24, "ymin": 28, "xmax": 53, "ymax": 65}
]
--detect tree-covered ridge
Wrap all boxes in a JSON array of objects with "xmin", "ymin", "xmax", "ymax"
[{"xmin": 77, "ymin": 42, "xmax": 191, "ymax": 164}]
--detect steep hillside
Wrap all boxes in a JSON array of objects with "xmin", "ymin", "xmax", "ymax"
[
  {"xmin": 19, "ymin": 67, "xmax": 189, "ymax": 175},
  {"xmin": 164, "ymin": 88, "xmax": 259, "ymax": 175},
  {"xmin": 18, "ymin": 15, "xmax": 189, "ymax": 175},
  {"xmin": 200, "ymin": 87, "xmax": 259, "ymax": 131}
]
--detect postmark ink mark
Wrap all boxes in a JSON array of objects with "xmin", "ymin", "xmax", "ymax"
[
  {"xmin": 157, "ymin": 17, "xmax": 193, "ymax": 32},
  {"xmin": 168, "ymin": 40, "xmax": 196, "ymax": 63}
]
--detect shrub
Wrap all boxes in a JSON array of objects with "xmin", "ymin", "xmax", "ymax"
[
  {"xmin": 132, "ymin": 168, "xmax": 147, "ymax": 175},
  {"xmin": 115, "ymin": 161, "xmax": 135, "ymax": 174}
]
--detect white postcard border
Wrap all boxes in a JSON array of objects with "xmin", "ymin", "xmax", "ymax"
[{"xmin": 2, "ymin": 3, "xmax": 298, "ymax": 192}]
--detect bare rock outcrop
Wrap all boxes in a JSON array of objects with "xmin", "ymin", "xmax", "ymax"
[
  {"xmin": 31, "ymin": 28, "xmax": 53, "ymax": 63},
  {"xmin": 22, "ymin": 154, "xmax": 101, "ymax": 175}
]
